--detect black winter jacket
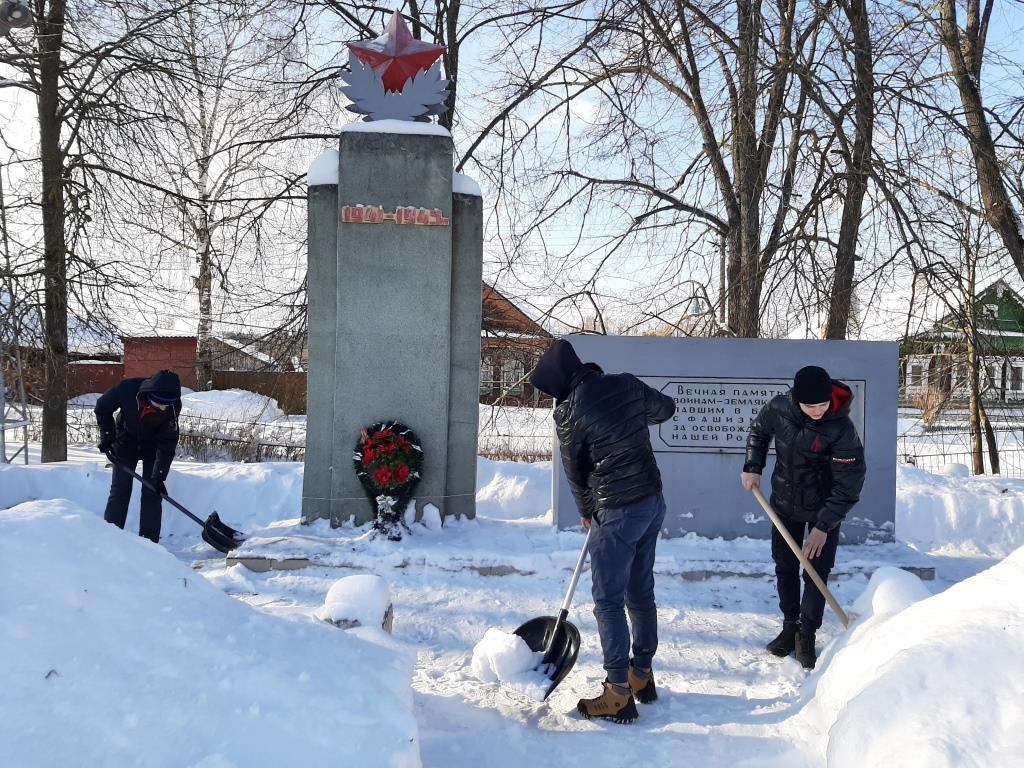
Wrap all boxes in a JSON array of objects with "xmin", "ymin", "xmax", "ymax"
[
  {"xmin": 553, "ymin": 363, "xmax": 676, "ymax": 518},
  {"xmin": 95, "ymin": 371, "xmax": 181, "ymax": 480},
  {"xmin": 743, "ymin": 382, "xmax": 866, "ymax": 531}
]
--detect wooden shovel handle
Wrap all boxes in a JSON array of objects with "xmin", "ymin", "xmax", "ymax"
[{"xmin": 752, "ymin": 486, "xmax": 850, "ymax": 628}]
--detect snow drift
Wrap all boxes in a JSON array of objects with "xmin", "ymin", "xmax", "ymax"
[
  {"xmin": 0, "ymin": 500, "xmax": 420, "ymax": 767},
  {"xmin": 800, "ymin": 548, "xmax": 1024, "ymax": 767},
  {"xmin": 896, "ymin": 465, "xmax": 1024, "ymax": 556}
]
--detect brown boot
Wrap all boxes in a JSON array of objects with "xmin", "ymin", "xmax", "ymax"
[
  {"xmin": 576, "ymin": 681, "xmax": 639, "ymax": 724},
  {"xmin": 628, "ymin": 665, "xmax": 658, "ymax": 704}
]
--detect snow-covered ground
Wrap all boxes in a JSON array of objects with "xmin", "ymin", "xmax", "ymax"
[{"xmin": 2, "ymin": 421, "xmax": 1023, "ymax": 765}]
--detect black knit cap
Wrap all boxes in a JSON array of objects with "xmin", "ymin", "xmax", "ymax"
[{"xmin": 792, "ymin": 365, "xmax": 833, "ymax": 404}]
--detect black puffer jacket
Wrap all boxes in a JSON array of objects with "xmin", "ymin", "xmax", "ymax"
[
  {"xmin": 743, "ymin": 381, "xmax": 866, "ymax": 531},
  {"xmin": 533, "ymin": 346, "xmax": 675, "ymax": 518},
  {"xmin": 95, "ymin": 370, "xmax": 181, "ymax": 480}
]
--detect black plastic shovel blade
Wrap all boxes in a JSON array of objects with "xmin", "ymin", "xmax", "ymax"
[
  {"xmin": 514, "ymin": 615, "xmax": 581, "ymax": 700},
  {"xmin": 202, "ymin": 512, "xmax": 245, "ymax": 554}
]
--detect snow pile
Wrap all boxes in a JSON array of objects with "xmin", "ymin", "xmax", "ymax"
[
  {"xmin": 799, "ymin": 550, "xmax": 1024, "ymax": 767},
  {"xmin": 0, "ymin": 460, "xmax": 302, "ymax": 553},
  {"xmin": 180, "ymin": 388, "xmax": 285, "ymax": 422},
  {"xmin": 68, "ymin": 392, "xmax": 102, "ymax": 406},
  {"xmin": 475, "ymin": 458, "xmax": 552, "ymax": 521},
  {"xmin": 316, "ymin": 574, "xmax": 392, "ymax": 632},
  {"xmin": 470, "ymin": 628, "xmax": 548, "ymax": 701},
  {"xmin": 896, "ymin": 465, "xmax": 1024, "ymax": 556},
  {"xmin": 306, "ymin": 148, "xmax": 339, "ymax": 186},
  {"xmin": 848, "ymin": 565, "xmax": 931, "ymax": 619},
  {"xmin": 0, "ymin": 500, "xmax": 420, "ymax": 767}
]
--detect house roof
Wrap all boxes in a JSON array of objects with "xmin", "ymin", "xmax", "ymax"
[
  {"xmin": 909, "ymin": 278, "xmax": 1024, "ymax": 342},
  {"xmin": 482, "ymin": 283, "xmax": 551, "ymax": 339},
  {"xmin": 211, "ymin": 336, "xmax": 276, "ymax": 365}
]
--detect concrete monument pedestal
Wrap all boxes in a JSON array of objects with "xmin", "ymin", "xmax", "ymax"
[{"xmin": 302, "ymin": 122, "xmax": 482, "ymax": 526}]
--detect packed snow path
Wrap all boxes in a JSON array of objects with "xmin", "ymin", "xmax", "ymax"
[{"xmin": 201, "ymin": 552, "xmax": 871, "ymax": 766}]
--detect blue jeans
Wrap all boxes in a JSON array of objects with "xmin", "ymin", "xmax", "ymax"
[{"xmin": 588, "ymin": 492, "xmax": 667, "ymax": 685}]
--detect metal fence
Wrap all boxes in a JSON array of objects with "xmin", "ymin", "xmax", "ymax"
[
  {"xmin": 27, "ymin": 407, "xmax": 308, "ymax": 463},
  {"xmin": 21, "ymin": 405, "xmax": 552, "ymax": 464},
  {"xmin": 898, "ymin": 429, "xmax": 1024, "ymax": 477}
]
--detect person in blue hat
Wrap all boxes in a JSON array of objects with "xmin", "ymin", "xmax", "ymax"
[
  {"xmin": 94, "ymin": 369, "xmax": 182, "ymax": 543},
  {"xmin": 740, "ymin": 365, "xmax": 866, "ymax": 669}
]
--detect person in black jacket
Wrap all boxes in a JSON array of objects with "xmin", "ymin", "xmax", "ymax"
[
  {"xmin": 740, "ymin": 365, "xmax": 866, "ymax": 669},
  {"xmin": 95, "ymin": 370, "xmax": 182, "ymax": 543},
  {"xmin": 529, "ymin": 339, "xmax": 676, "ymax": 724}
]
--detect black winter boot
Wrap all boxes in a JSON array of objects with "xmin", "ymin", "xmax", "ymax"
[
  {"xmin": 766, "ymin": 620, "xmax": 799, "ymax": 657},
  {"xmin": 794, "ymin": 624, "xmax": 817, "ymax": 669}
]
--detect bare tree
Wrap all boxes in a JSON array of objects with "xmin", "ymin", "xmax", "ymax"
[
  {"xmin": 1, "ymin": 0, "xmax": 200, "ymax": 460},
  {"xmin": 935, "ymin": 0, "xmax": 1024, "ymax": 282}
]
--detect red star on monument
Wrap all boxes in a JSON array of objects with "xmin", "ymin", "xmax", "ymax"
[{"xmin": 347, "ymin": 12, "xmax": 447, "ymax": 93}]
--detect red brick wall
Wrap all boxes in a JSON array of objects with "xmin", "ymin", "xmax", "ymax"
[
  {"xmin": 123, "ymin": 337, "xmax": 198, "ymax": 390},
  {"xmin": 68, "ymin": 361, "xmax": 124, "ymax": 396}
]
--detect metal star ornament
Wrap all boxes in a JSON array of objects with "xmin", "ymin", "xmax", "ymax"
[{"xmin": 347, "ymin": 12, "xmax": 446, "ymax": 93}]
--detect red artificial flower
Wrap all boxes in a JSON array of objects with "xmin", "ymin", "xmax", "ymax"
[
  {"xmin": 362, "ymin": 448, "xmax": 376, "ymax": 464},
  {"xmin": 397, "ymin": 436, "xmax": 411, "ymax": 451},
  {"xmin": 379, "ymin": 442, "xmax": 396, "ymax": 455},
  {"xmin": 373, "ymin": 429, "xmax": 393, "ymax": 440},
  {"xmin": 373, "ymin": 466, "xmax": 393, "ymax": 486},
  {"xmin": 395, "ymin": 463, "xmax": 410, "ymax": 483}
]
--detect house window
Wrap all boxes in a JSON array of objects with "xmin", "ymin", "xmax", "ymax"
[
  {"xmin": 1013, "ymin": 367, "xmax": 1023, "ymax": 391},
  {"xmin": 479, "ymin": 355, "xmax": 499, "ymax": 394},
  {"xmin": 500, "ymin": 358, "xmax": 525, "ymax": 395},
  {"xmin": 986, "ymin": 364, "xmax": 997, "ymax": 390},
  {"xmin": 909, "ymin": 364, "xmax": 923, "ymax": 387}
]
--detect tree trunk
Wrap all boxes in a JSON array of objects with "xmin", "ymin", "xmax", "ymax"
[
  {"xmin": 938, "ymin": 0, "xmax": 1024, "ymax": 282},
  {"xmin": 37, "ymin": 0, "xmax": 69, "ymax": 462},
  {"xmin": 195, "ymin": 221, "xmax": 213, "ymax": 391},
  {"xmin": 981, "ymin": 402, "xmax": 1000, "ymax": 474},
  {"xmin": 825, "ymin": 0, "xmax": 874, "ymax": 339},
  {"xmin": 967, "ymin": 337, "xmax": 984, "ymax": 475},
  {"xmin": 730, "ymin": 0, "xmax": 763, "ymax": 338},
  {"xmin": 439, "ymin": 0, "xmax": 460, "ymax": 132}
]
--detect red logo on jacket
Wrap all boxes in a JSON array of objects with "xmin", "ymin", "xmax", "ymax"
[{"xmin": 810, "ymin": 435, "xmax": 824, "ymax": 453}]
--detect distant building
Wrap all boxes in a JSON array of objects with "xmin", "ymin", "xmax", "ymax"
[
  {"xmin": 480, "ymin": 283, "xmax": 552, "ymax": 406},
  {"xmin": 901, "ymin": 279, "xmax": 1024, "ymax": 403}
]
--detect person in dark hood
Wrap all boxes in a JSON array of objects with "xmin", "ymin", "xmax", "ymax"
[
  {"xmin": 95, "ymin": 369, "xmax": 182, "ymax": 543},
  {"xmin": 530, "ymin": 338, "xmax": 676, "ymax": 723},
  {"xmin": 741, "ymin": 365, "xmax": 866, "ymax": 669}
]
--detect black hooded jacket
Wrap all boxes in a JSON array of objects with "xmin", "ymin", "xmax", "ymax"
[
  {"xmin": 743, "ymin": 381, "xmax": 866, "ymax": 531},
  {"xmin": 531, "ymin": 341, "xmax": 676, "ymax": 518},
  {"xmin": 95, "ymin": 370, "xmax": 181, "ymax": 480}
]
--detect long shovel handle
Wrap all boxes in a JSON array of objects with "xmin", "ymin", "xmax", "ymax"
[
  {"xmin": 114, "ymin": 463, "xmax": 205, "ymax": 528},
  {"xmin": 752, "ymin": 487, "xmax": 850, "ymax": 628},
  {"xmin": 545, "ymin": 527, "xmax": 593, "ymax": 656},
  {"xmin": 560, "ymin": 526, "xmax": 593, "ymax": 613}
]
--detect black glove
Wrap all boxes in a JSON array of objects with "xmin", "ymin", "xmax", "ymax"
[
  {"xmin": 98, "ymin": 435, "xmax": 118, "ymax": 463},
  {"xmin": 150, "ymin": 478, "xmax": 168, "ymax": 497}
]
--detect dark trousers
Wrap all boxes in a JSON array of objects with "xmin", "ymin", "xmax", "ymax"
[
  {"xmin": 104, "ymin": 445, "xmax": 162, "ymax": 543},
  {"xmin": 771, "ymin": 517, "xmax": 840, "ymax": 630},
  {"xmin": 589, "ymin": 492, "xmax": 667, "ymax": 685}
]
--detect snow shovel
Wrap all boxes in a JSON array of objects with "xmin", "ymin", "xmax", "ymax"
[
  {"xmin": 514, "ymin": 527, "xmax": 592, "ymax": 700},
  {"xmin": 751, "ymin": 487, "xmax": 850, "ymax": 628},
  {"xmin": 113, "ymin": 463, "xmax": 246, "ymax": 554}
]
